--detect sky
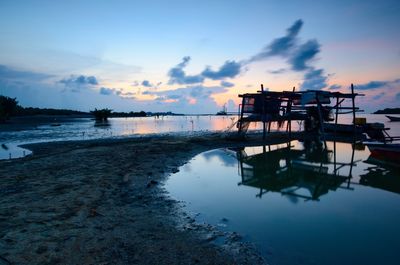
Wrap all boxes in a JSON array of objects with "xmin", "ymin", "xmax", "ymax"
[{"xmin": 0, "ymin": 0, "xmax": 399, "ymax": 114}]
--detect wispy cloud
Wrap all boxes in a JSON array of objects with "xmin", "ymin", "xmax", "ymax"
[
  {"xmin": 249, "ymin": 19, "xmax": 303, "ymax": 61},
  {"xmin": 300, "ymin": 68, "xmax": 327, "ymax": 90},
  {"xmin": 0, "ymin": 65, "xmax": 52, "ymax": 81},
  {"xmin": 246, "ymin": 19, "xmax": 327, "ymax": 91},
  {"xmin": 220, "ymin": 81, "xmax": 234, "ymax": 87},
  {"xmin": 356, "ymin": 80, "xmax": 391, "ymax": 90},
  {"xmin": 289, "ymin": 39, "xmax": 320, "ymax": 71},
  {"xmin": 167, "ymin": 56, "xmax": 204, "ymax": 85},
  {"xmin": 201, "ymin": 60, "xmax": 242, "ymax": 80},
  {"xmin": 329, "ymin": 84, "xmax": 342, "ymax": 90},
  {"xmin": 269, "ymin": 68, "xmax": 286, "ymax": 74}
]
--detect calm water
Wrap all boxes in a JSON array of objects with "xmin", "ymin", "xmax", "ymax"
[
  {"xmin": 0, "ymin": 115, "xmax": 241, "ymax": 159},
  {"xmin": 1, "ymin": 114, "xmax": 399, "ymax": 160},
  {"xmin": 165, "ymin": 137, "xmax": 400, "ymax": 264}
]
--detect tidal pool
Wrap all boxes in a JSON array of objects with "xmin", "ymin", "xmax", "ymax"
[{"xmin": 165, "ymin": 140, "xmax": 400, "ymax": 265}]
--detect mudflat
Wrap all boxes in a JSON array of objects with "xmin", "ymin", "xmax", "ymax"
[{"xmin": 0, "ymin": 133, "xmax": 280, "ymax": 265}]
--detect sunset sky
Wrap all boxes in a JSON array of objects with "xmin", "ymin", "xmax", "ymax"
[{"xmin": 0, "ymin": 0, "xmax": 399, "ymax": 114}]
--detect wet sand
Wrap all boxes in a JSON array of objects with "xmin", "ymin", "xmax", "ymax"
[{"xmin": 0, "ymin": 133, "xmax": 298, "ymax": 264}]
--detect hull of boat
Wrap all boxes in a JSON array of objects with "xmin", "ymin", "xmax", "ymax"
[
  {"xmin": 386, "ymin": 115, "xmax": 400, "ymax": 122},
  {"xmin": 366, "ymin": 143, "xmax": 400, "ymax": 162}
]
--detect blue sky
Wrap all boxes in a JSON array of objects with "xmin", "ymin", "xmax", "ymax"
[{"xmin": 0, "ymin": 0, "xmax": 399, "ymax": 113}]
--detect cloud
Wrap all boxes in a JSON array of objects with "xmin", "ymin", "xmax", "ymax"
[
  {"xmin": 141, "ymin": 80, "xmax": 152, "ymax": 87},
  {"xmin": 269, "ymin": 68, "xmax": 286, "ymax": 74},
  {"xmin": 59, "ymin": 75, "xmax": 98, "ymax": 87},
  {"xmin": 100, "ymin": 87, "xmax": 115, "ymax": 95},
  {"xmin": 99, "ymin": 87, "xmax": 138, "ymax": 99},
  {"xmin": 373, "ymin": 92, "xmax": 385, "ymax": 100},
  {"xmin": 143, "ymin": 85, "xmax": 228, "ymax": 113},
  {"xmin": 396, "ymin": 92, "xmax": 400, "ymax": 101},
  {"xmin": 329, "ymin": 84, "xmax": 342, "ymax": 90},
  {"xmin": 245, "ymin": 19, "xmax": 328, "ymax": 90},
  {"xmin": 0, "ymin": 65, "xmax": 52, "ymax": 81},
  {"xmin": 289, "ymin": 39, "xmax": 320, "ymax": 71},
  {"xmin": 300, "ymin": 68, "xmax": 327, "ymax": 90},
  {"xmin": 356, "ymin": 80, "xmax": 390, "ymax": 90},
  {"xmin": 249, "ymin": 19, "xmax": 303, "ymax": 62},
  {"xmin": 168, "ymin": 56, "xmax": 204, "ymax": 85},
  {"xmin": 221, "ymin": 81, "xmax": 234, "ymax": 87},
  {"xmin": 201, "ymin": 60, "xmax": 242, "ymax": 80}
]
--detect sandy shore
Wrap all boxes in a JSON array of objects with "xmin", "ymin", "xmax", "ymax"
[{"xmin": 0, "ymin": 133, "xmax": 300, "ymax": 264}]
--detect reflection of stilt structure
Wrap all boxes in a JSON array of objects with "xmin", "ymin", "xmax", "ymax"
[{"xmin": 236, "ymin": 139, "xmax": 356, "ymax": 201}]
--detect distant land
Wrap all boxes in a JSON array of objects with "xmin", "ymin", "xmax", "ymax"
[
  {"xmin": 14, "ymin": 107, "xmax": 183, "ymax": 118},
  {"xmin": 373, "ymin": 108, "xmax": 400, "ymax": 114}
]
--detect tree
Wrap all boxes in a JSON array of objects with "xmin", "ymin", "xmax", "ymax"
[
  {"xmin": 90, "ymin": 108, "xmax": 112, "ymax": 121},
  {"xmin": 0, "ymin": 95, "xmax": 18, "ymax": 122}
]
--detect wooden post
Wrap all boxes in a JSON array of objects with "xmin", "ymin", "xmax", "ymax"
[
  {"xmin": 334, "ymin": 96, "xmax": 339, "ymax": 137},
  {"xmin": 351, "ymin": 83, "xmax": 356, "ymax": 141},
  {"xmin": 261, "ymin": 84, "xmax": 266, "ymax": 139},
  {"xmin": 316, "ymin": 92, "xmax": 327, "ymax": 149}
]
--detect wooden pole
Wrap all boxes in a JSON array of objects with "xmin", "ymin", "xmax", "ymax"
[
  {"xmin": 351, "ymin": 83, "xmax": 356, "ymax": 141},
  {"xmin": 261, "ymin": 84, "xmax": 266, "ymax": 139},
  {"xmin": 316, "ymin": 92, "xmax": 327, "ymax": 149}
]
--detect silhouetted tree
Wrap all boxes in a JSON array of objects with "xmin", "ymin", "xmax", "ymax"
[
  {"xmin": 91, "ymin": 108, "xmax": 112, "ymax": 121},
  {"xmin": 0, "ymin": 95, "xmax": 18, "ymax": 122}
]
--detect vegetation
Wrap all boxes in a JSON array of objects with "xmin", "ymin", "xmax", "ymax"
[
  {"xmin": 111, "ymin": 111, "xmax": 147, "ymax": 117},
  {"xmin": 0, "ymin": 95, "xmax": 182, "ymax": 123},
  {"xmin": 91, "ymin": 108, "xmax": 113, "ymax": 121},
  {"xmin": 373, "ymin": 108, "xmax": 400, "ymax": 114},
  {"xmin": 15, "ymin": 107, "xmax": 89, "ymax": 116},
  {"xmin": 0, "ymin": 96, "xmax": 18, "ymax": 122}
]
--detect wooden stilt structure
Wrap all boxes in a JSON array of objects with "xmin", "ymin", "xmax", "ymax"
[{"xmin": 236, "ymin": 84, "xmax": 375, "ymax": 143}]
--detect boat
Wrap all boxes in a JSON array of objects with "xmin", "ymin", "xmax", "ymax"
[
  {"xmin": 365, "ymin": 142, "xmax": 400, "ymax": 163},
  {"xmin": 386, "ymin": 115, "xmax": 400, "ymax": 122},
  {"xmin": 216, "ymin": 104, "xmax": 227, "ymax": 115}
]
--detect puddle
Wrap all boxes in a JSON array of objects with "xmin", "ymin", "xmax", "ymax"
[{"xmin": 165, "ymin": 140, "xmax": 400, "ymax": 265}]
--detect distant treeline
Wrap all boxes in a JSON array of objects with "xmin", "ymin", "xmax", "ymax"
[
  {"xmin": 1, "ymin": 95, "xmax": 183, "ymax": 123},
  {"xmin": 15, "ymin": 107, "xmax": 89, "ymax": 116},
  {"xmin": 373, "ymin": 108, "xmax": 400, "ymax": 114}
]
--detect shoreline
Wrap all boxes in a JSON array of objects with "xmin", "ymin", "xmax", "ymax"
[{"xmin": 0, "ymin": 133, "xmax": 293, "ymax": 264}]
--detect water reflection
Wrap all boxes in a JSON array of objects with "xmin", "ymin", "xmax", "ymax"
[
  {"xmin": 94, "ymin": 120, "xmax": 111, "ymax": 128},
  {"xmin": 235, "ymin": 139, "xmax": 358, "ymax": 201},
  {"xmin": 360, "ymin": 158, "xmax": 400, "ymax": 194},
  {"xmin": 166, "ymin": 138, "xmax": 400, "ymax": 265}
]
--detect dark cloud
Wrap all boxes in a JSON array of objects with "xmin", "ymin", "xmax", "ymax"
[
  {"xmin": 245, "ymin": 20, "xmax": 328, "ymax": 91},
  {"xmin": 168, "ymin": 56, "xmax": 204, "ymax": 85},
  {"xmin": 300, "ymin": 68, "xmax": 327, "ymax": 90},
  {"xmin": 60, "ymin": 75, "xmax": 98, "ymax": 86},
  {"xmin": 356, "ymin": 80, "xmax": 389, "ymax": 90},
  {"xmin": 141, "ymin": 80, "xmax": 152, "ymax": 87},
  {"xmin": 201, "ymin": 60, "xmax": 242, "ymax": 80},
  {"xmin": 289, "ymin": 39, "xmax": 320, "ymax": 71},
  {"xmin": 100, "ymin": 87, "xmax": 115, "ymax": 95},
  {"xmin": 250, "ymin": 19, "xmax": 303, "ymax": 62},
  {"xmin": 221, "ymin": 81, "xmax": 234, "ymax": 87},
  {"xmin": 269, "ymin": 68, "xmax": 286, "ymax": 74},
  {"xmin": 329, "ymin": 84, "xmax": 342, "ymax": 90}
]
